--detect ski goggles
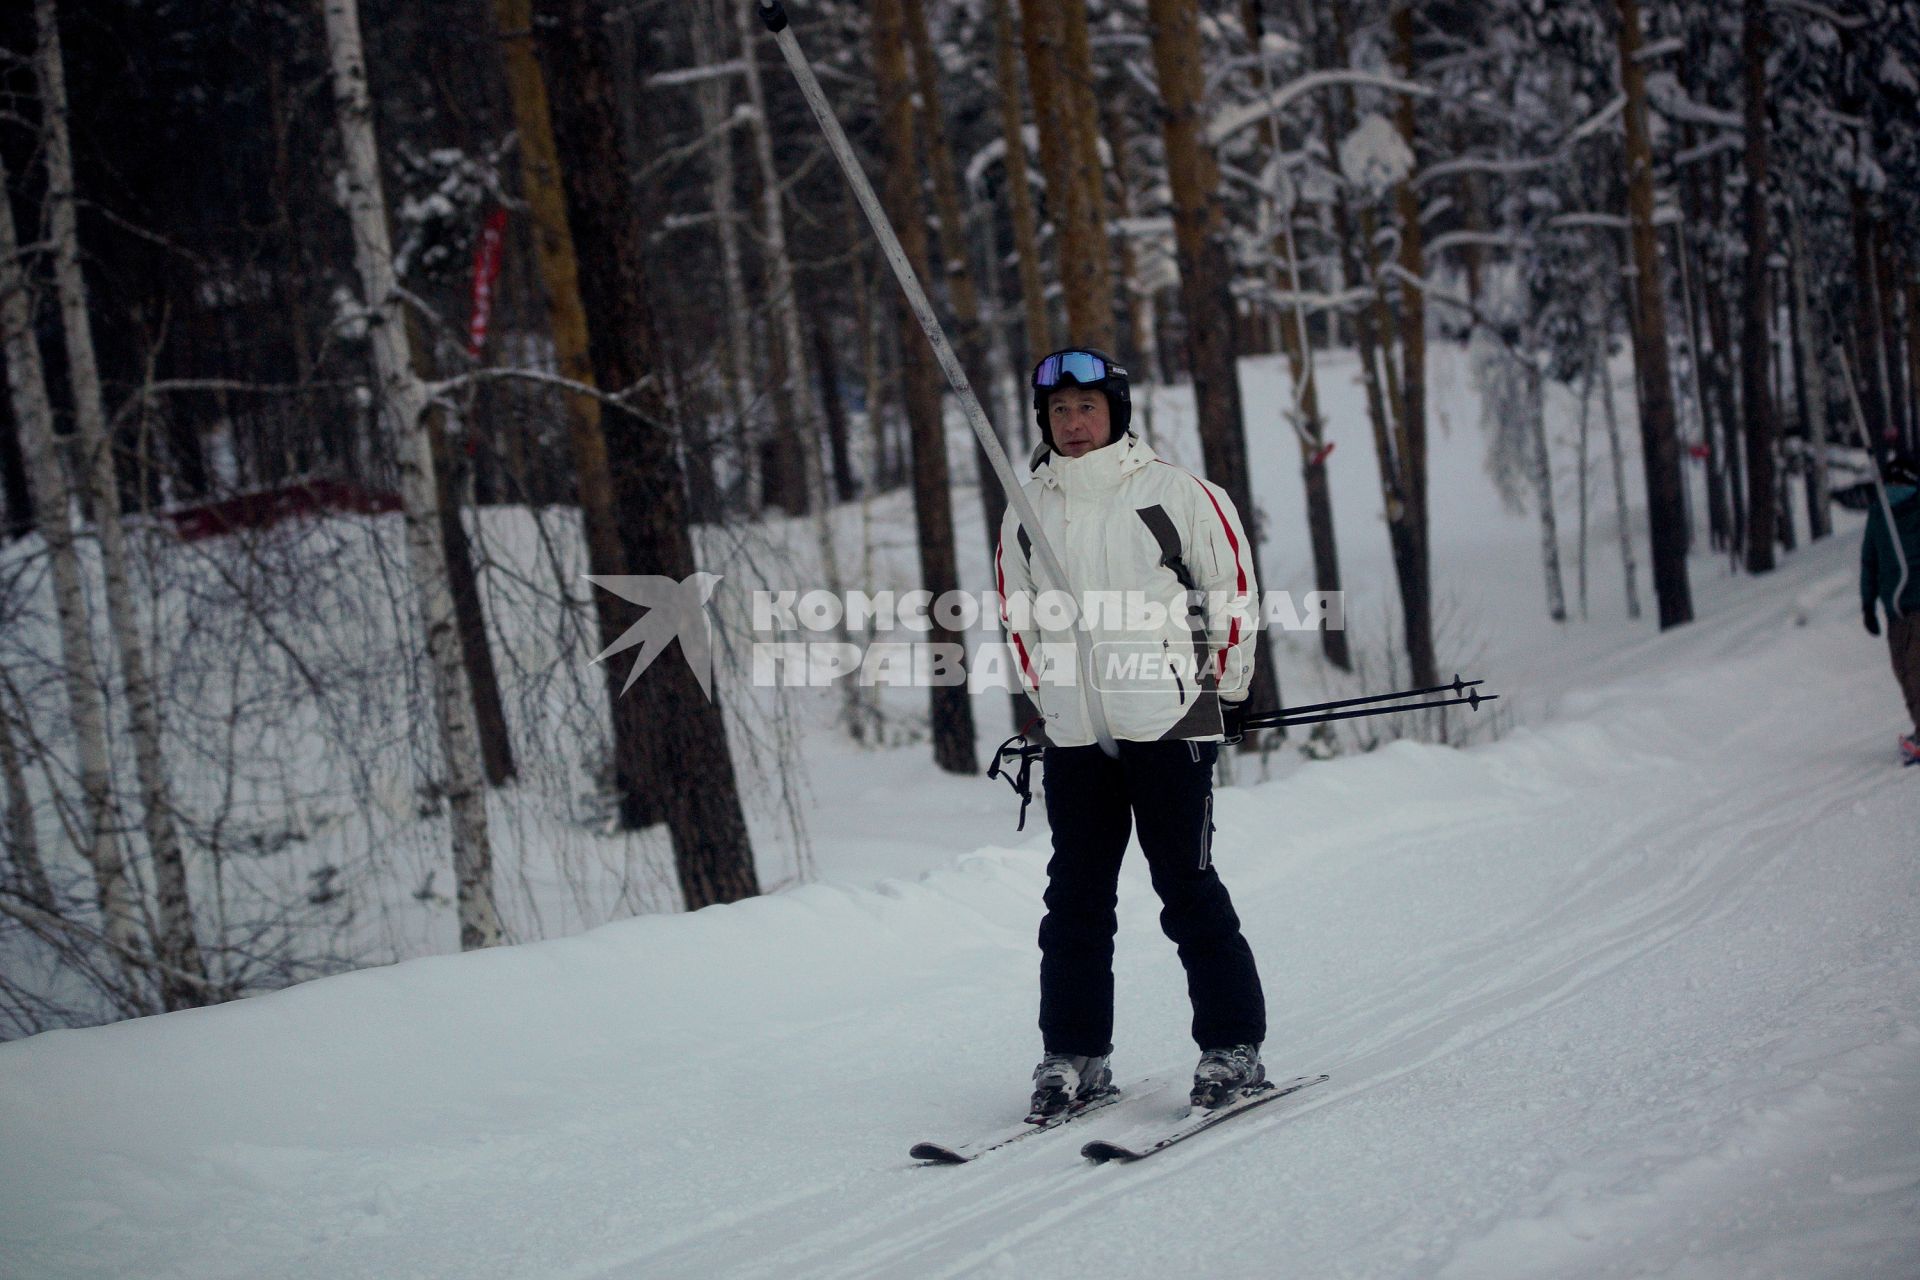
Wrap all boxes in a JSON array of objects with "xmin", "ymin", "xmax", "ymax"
[{"xmin": 1032, "ymin": 350, "xmax": 1120, "ymax": 390}]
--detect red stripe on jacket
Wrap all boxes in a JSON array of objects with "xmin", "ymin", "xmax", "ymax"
[{"xmin": 1156, "ymin": 461, "xmax": 1246, "ymax": 678}]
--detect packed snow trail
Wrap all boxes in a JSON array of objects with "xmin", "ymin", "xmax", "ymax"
[{"xmin": 2, "ymin": 533, "xmax": 1916, "ymax": 1279}]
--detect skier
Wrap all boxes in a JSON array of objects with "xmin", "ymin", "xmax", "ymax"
[
  {"xmin": 994, "ymin": 348, "xmax": 1269, "ymax": 1118},
  {"xmin": 1860, "ymin": 453, "xmax": 1920, "ymax": 765}
]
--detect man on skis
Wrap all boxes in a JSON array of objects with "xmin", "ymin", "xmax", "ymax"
[
  {"xmin": 995, "ymin": 347, "xmax": 1268, "ymax": 1120},
  {"xmin": 1860, "ymin": 453, "xmax": 1920, "ymax": 766}
]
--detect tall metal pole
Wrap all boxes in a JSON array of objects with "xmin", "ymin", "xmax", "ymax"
[{"xmin": 756, "ymin": 0, "xmax": 1118, "ymax": 755}]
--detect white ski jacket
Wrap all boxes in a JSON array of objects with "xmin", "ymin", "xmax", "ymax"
[{"xmin": 995, "ymin": 431, "xmax": 1259, "ymax": 746}]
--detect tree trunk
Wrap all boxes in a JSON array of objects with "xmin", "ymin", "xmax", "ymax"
[
  {"xmin": 1102, "ymin": 97, "xmax": 1154, "ymax": 378},
  {"xmin": 1596, "ymin": 323, "xmax": 1644, "ymax": 620},
  {"xmin": 39, "ymin": 0, "xmax": 211, "ymax": 1005},
  {"xmin": 851, "ymin": 217, "xmax": 898, "ymax": 490},
  {"xmin": 1674, "ymin": 197, "xmax": 1729, "ymax": 551},
  {"xmin": 902, "ymin": 0, "xmax": 1034, "ymax": 735},
  {"xmin": 1, "ymin": 395, "xmax": 33, "ymax": 543},
  {"xmin": 1613, "ymin": 0, "xmax": 1694, "ymax": 627},
  {"xmin": 1576, "ymin": 359, "xmax": 1592, "ymax": 620},
  {"xmin": 811, "ymin": 316, "xmax": 859, "ymax": 502},
  {"xmin": 534, "ymin": 0, "xmax": 761, "ymax": 904},
  {"xmin": 1848, "ymin": 189, "xmax": 1888, "ymax": 447},
  {"xmin": 1146, "ymin": 0, "xmax": 1284, "ymax": 741},
  {"xmin": 1318, "ymin": 10, "xmax": 1400, "ymax": 634},
  {"xmin": 323, "ymin": 0, "xmax": 505, "ymax": 949},
  {"xmin": 691, "ymin": 0, "xmax": 760, "ymax": 518},
  {"xmin": 492, "ymin": 0, "xmax": 663, "ymax": 829},
  {"xmin": 1905, "ymin": 269, "xmax": 1920, "ymax": 459},
  {"xmin": 0, "ymin": 146, "xmax": 146, "ymax": 999},
  {"xmin": 1738, "ymin": 0, "xmax": 1777, "ymax": 573},
  {"xmin": 1787, "ymin": 212, "xmax": 1833, "ymax": 541},
  {"xmin": 1245, "ymin": 1, "xmax": 1347, "ymax": 671},
  {"xmin": 427, "ymin": 407, "xmax": 517, "ymax": 786},
  {"xmin": 1874, "ymin": 220, "xmax": 1911, "ymax": 454},
  {"xmin": 1526, "ymin": 359, "xmax": 1567, "ymax": 622},
  {"xmin": 401, "ymin": 306, "xmax": 517, "ymax": 789},
  {"xmin": 1385, "ymin": 4, "xmax": 1437, "ymax": 687},
  {"xmin": 1017, "ymin": 0, "xmax": 1114, "ymax": 348},
  {"xmin": 871, "ymin": 0, "xmax": 978, "ymax": 774},
  {"xmin": 1057, "ymin": 2, "xmax": 1115, "ymax": 348},
  {"xmin": 992, "ymin": 0, "xmax": 1053, "ymax": 360},
  {"xmin": 0, "ymin": 686, "xmax": 52, "ymax": 910},
  {"xmin": 1701, "ymin": 236, "xmax": 1747, "ymax": 558}
]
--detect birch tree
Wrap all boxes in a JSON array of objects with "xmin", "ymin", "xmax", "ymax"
[
  {"xmin": 321, "ymin": 0, "xmax": 504, "ymax": 949},
  {"xmin": 0, "ymin": 145, "xmax": 146, "ymax": 997},
  {"xmin": 0, "ymin": 683, "xmax": 51, "ymax": 910},
  {"xmin": 38, "ymin": 0, "xmax": 212, "ymax": 1006}
]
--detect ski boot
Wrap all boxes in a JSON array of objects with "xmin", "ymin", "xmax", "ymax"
[
  {"xmin": 1901, "ymin": 733, "xmax": 1920, "ymax": 767},
  {"xmin": 1191, "ymin": 1044, "xmax": 1267, "ymax": 1110},
  {"xmin": 1027, "ymin": 1052, "xmax": 1113, "ymax": 1123}
]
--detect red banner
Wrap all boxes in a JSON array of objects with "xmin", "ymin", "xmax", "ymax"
[{"xmin": 465, "ymin": 207, "xmax": 509, "ymax": 359}]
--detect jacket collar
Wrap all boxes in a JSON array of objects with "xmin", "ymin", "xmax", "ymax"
[{"xmin": 1030, "ymin": 431, "xmax": 1155, "ymax": 493}]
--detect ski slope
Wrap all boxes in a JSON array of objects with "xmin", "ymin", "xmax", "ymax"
[
  {"xmin": 2, "ymin": 525, "xmax": 1915, "ymax": 1277},
  {"xmin": 3, "ymin": 341, "xmax": 1918, "ymax": 1277}
]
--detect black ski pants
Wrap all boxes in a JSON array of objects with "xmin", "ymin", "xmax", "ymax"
[{"xmin": 1038, "ymin": 739, "xmax": 1266, "ymax": 1056}]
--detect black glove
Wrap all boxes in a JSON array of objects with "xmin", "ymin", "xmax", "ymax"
[
  {"xmin": 1864, "ymin": 606, "xmax": 1881, "ymax": 637},
  {"xmin": 1221, "ymin": 700, "xmax": 1247, "ymax": 743}
]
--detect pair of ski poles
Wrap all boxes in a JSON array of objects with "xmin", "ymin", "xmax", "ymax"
[{"xmin": 986, "ymin": 678, "xmax": 1500, "ymax": 828}]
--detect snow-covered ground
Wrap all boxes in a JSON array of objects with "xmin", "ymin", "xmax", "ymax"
[{"xmin": 2, "ymin": 347, "xmax": 1916, "ymax": 1278}]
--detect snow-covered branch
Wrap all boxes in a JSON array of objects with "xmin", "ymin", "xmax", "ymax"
[
  {"xmin": 646, "ymin": 59, "xmax": 746, "ymax": 88},
  {"xmin": 1207, "ymin": 70, "xmax": 1436, "ymax": 148}
]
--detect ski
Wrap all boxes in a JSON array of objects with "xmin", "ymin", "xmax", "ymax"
[
  {"xmin": 910, "ymin": 1081, "xmax": 1156, "ymax": 1164},
  {"xmin": 1079, "ymin": 1073, "xmax": 1329, "ymax": 1164}
]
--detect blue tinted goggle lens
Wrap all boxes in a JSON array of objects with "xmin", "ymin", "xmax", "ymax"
[{"xmin": 1033, "ymin": 350, "xmax": 1108, "ymax": 389}]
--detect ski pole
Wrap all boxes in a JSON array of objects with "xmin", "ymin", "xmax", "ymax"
[
  {"xmin": 1249, "ymin": 690, "xmax": 1496, "ymax": 732},
  {"xmin": 1241, "ymin": 674, "xmax": 1488, "ymax": 725},
  {"xmin": 755, "ymin": 0, "xmax": 1119, "ymax": 758}
]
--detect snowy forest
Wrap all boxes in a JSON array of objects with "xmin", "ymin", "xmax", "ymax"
[{"xmin": 1, "ymin": 0, "xmax": 1919, "ymax": 1273}]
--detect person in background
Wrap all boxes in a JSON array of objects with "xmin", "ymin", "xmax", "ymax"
[{"xmin": 1860, "ymin": 453, "xmax": 1920, "ymax": 766}]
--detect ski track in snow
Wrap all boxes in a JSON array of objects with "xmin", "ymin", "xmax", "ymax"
[{"xmin": 602, "ymin": 573, "xmax": 1915, "ymax": 1280}]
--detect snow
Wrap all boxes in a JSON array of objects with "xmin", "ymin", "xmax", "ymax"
[
  {"xmin": 1338, "ymin": 114, "xmax": 1416, "ymax": 198},
  {"xmin": 3, "ymin": 347, "xmax": 1917, "ymax": 1278}
]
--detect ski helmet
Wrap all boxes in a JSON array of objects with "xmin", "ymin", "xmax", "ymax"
[{"xmin": 1031, "ymin": 347, "xmax": 1131, "ymax": 450}]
